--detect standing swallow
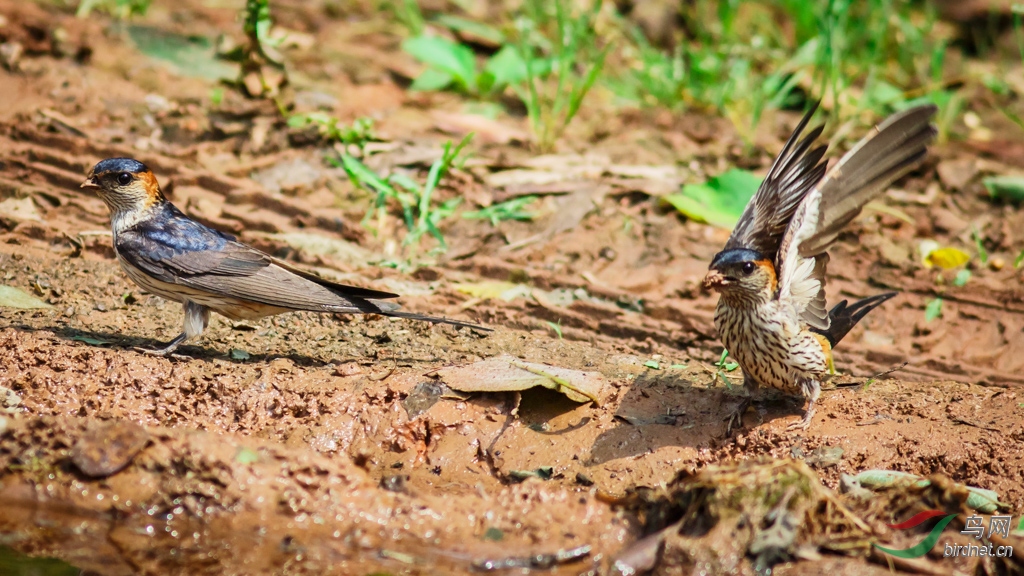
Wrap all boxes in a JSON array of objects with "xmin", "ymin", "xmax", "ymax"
[
  {"xmin": 702, "ymin": 103, "xmax": 937, "ymax": 431},
  {"xmin": 81, "ymin": 158, "xmax": 487, "ymax": 356}
]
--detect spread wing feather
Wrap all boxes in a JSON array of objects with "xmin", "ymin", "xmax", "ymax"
[
  {"xmin": 797, "ymin": 105, "xmax": 938, "ymax": 257},
  {"xmin": 723, "ymin": 101, "xmax": 829, "ymax": 258},
  {"xmin": 776, "ymin": 105, "xmax": 937, "ymax": 328}
]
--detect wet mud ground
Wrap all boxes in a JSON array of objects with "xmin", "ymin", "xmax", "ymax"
[{"xmin": 1, "ymin": 0, "xmax": 1024, "ymax": 574}]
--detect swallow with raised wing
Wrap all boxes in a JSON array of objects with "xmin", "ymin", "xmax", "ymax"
[{"xmin": 702, "ymin": 103, "xmax": 937, "ymax": 431}]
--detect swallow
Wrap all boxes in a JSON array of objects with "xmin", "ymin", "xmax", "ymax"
[
  {"xmin": 81, "ymin": 158, "xmax": 488, "ymax": 356},
  {"xmin": 702, "ymin": 102, "xmax": 937, "ymax": 431}
]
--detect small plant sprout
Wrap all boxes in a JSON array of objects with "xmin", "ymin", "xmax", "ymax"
[
  {"xmin": 972, "ymin": 227, "xmax": 989, "ymax": 265},
  {"xmin": 389, "ymin": 0, "xmax": 426, "ymax": 36},
  {"xmin": 402, "ymin": 36, "xmax": 536, "ymax": 98},
  {"xmin": 287, "ymin": 114, "xmax": 375, "ymax": 154},
  {"xmin": 76, "ymin": 0, "xmax": 151, "ymax": 19},
  {"xmin": 513, "ymin": 0, "xmax": 610, "ymax": 151},
  {"xmin": 223, "ymin": 0, "xmax": 287, "ymax": 98},
  {"xmin": 341, "ymin": 134, "xmax": 474, "ymax": 254},
  {"xmin": 546, "ymin": 320, "xmax": 563, "ymax": 339},
  {"xmin": 463, "ymin": 196, "xmax": 538, "ymax": 226},
  {"xmin": 924, "ymin": 297, "xmax": 943, "ymax": 322},
  {"xmin": 715, "ymin": 349, "xmax": 739, "ymax": 372},
  {"xmin": 953, "ymin": 269, "xmax": 971, "ymax": 288}
]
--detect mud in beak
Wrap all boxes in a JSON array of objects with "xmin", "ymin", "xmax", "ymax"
[
  {"xmin": 702, "ymin": 269, "xmax": 729, "ymax": 291},
  {"xmin": 80, "ymin": 176, "xmax": 100, "ymax": 190}
]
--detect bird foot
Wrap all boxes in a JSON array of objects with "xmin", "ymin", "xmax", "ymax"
[
  {"xmin": 725, "ymin": 397, "xmax": 753, "ymax": 435},
  {"xmin": 786, "ymin": 406, "xmax": 815, "ymax": 431},
  {"xmin": 133, "ymin": 346, "xmax": 189, "ymax": 360}
]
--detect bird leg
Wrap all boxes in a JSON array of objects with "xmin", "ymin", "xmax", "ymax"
[
  {"xmin": 788, "ymin": 377, "xmax": 821, "ymax": 431},
  {"xmin": 137, "ymin": 332, "xmax": 189, "ymax": 357},
  {"xmin": 724, "ymin": 373, "xmax": 760, "ymax": 434},
  {"xmin": 136, "ymin": 301, "xmax": 209, "ymax": 357},
  {"xmin": 725, "ymin": 396, "xmax": 751, "ymax": 435}
]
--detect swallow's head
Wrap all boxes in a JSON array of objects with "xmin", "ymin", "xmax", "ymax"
[
  {"xmin": 703, "ymin": 248, "xmax": 777, "ymax": 301},
  {"xmin": 81, "ymin": 158, "xmax": 164, "ymax": 216}
]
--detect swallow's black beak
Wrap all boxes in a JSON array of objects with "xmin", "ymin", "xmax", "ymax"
[{"xmin": 80, "ymin": 176, "xmax": 100, "ymax": 190}]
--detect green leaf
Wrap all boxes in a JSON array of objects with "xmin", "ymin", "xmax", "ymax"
[
  {"xmin": 476, "ymin": 70, "xmax": 496, "ymax": 95},
  {"xmin": 229, "ymin": 349, "xmax": 251, "ymax": 360},
  {"xmin": 482, "ymin": 526, "xmax": 505, "ymax": 541},
  {"xmin": 861, "ymin": 80, "xmax": 906, "ymax": 110},
  {"xmin": 0, "ymin": 285, "xmax": 53, "ymax": 309},
  {"xmin": 235, "ymin": 447, "xmax": 259, "ymax": 464},
  {"xmin": 715, "ymin": 349, "xmax": 739, "ymax": 371},
  {"xmin": 409, "ymin": 68, "xmax": 454, "ymax": 92},
  {"xmin": 924, "ymin": 297, "xmax": 943, "ymax": 322},
  {"xmin": 401, "ymin": 35, "xmax": 478, "ymax": 92},
  {"xmin": 71, "ymin": 335, "xmax": 113, "ymax": 346},
  {"xmin": 972, "ymin": 228, "xmax": 988, "ymax": 265},
  {"xmin": 544, "ymin": 320, "xmax": 563, "ymax": 339},
  {"xmin": 643, "ymin": 360, "xmax": 661, "ymax": 369},
  {"xmin": 341, "ymin": 155, "xmax": 397, "ymax": 196},
  {"xmin": 127, "ymin": 25, "xmax": 236, "ymax": 81},
  {"xmin": 953, "ymin": 269, "xmax": 971, "ymax": 287},
  {"xmin": 984, "ymin": 175, "xmax": 1024, "ymax": 204},
  {"xmin": 662, "ymin": 169, "xmax": 762, "ymax": 229},
  {"xmin": 483, "ymin": 44, "xmax": 529, "ymax": 89}
]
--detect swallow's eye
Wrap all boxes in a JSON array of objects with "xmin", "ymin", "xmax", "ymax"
[
  {"xmin": 117, "ymin": 172, "xmax": 133, "ymax": 186},
  {"xmin": 742, "ymin": 262, "xmax": 756, "ymax": 275}
]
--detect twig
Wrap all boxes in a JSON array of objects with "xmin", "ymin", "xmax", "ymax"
[
  {"xmin": 862, "ymin": 362, "xmax": 908, "ymax": 386},
  {"xmin": 951, "ymin": 418, "xmax": 1000, "ymax": 433}
]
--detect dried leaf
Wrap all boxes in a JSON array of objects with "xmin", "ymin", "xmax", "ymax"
[
  {"xmin": 454, "ymin": 281, "xmax": 532, "ymax": 301},
  {"xmin": 0, "ymin": 197, "xmax": 41, "ymax": 224},
  {"xmin": 435, "ymin": 354, "xmax": 609, "ymax": 405},
  {"xmin": 0, "ymin": 285, "xmax": 53, "ymax": 309}
]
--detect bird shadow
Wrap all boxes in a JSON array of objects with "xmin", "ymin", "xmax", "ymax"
[
  {"xmin": 8, "ymin": 323, "xmax": 434, "ymax": 369},
  {"xmin": 585, "ymin": 370, "xmax": 806, "ymax": 465}
]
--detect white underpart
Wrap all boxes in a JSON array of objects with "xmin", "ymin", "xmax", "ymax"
[
  {"xmin": 776, "ymin": 188, "xmax": 822, "ymax": 320},
  {"xmin": 110, "ymin": 209, "xmax": 147, "ymax": 236}
]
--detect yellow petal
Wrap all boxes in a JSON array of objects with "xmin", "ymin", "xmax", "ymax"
[{"xmin": 925, "ymin": 246, "xmax": 971, "ymax": 269}]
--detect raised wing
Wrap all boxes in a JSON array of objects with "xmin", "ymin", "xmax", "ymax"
[
  {"xmin": 797, "ymin": 105, "xmax": 937, "ymax": 257},
  {"xmin": 776, "ymin": 105, "xmax": 937, "ymax": 328},
  {"xmin": 722, "ymin": 101, "xmax": 829, "ymax": 257}
]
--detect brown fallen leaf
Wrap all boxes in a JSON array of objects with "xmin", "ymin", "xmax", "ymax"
[
  {"xmin": 433, "ymin": 354, "xmax": 609, "ymax": 405},
  {"xmin": 431, "ymin": 111, "xmax": 528, "ymax": 145},
  {"xmin": 0, "ymin": 196, "xmax": 42, "ymax": 227}
]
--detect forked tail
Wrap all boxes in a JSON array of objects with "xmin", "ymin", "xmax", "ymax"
[
  {"xmin": 364, "ymin": 298, "xmax": 491, "ymax": 331},
  {"xmin": 811, "ymin": 292, "xmax": 897, "ymax": 348}
]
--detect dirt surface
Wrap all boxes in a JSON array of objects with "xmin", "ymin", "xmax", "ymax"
[{"xmin": 1, "ymin": 1, "xmax": 1024, "ymax": 574}]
